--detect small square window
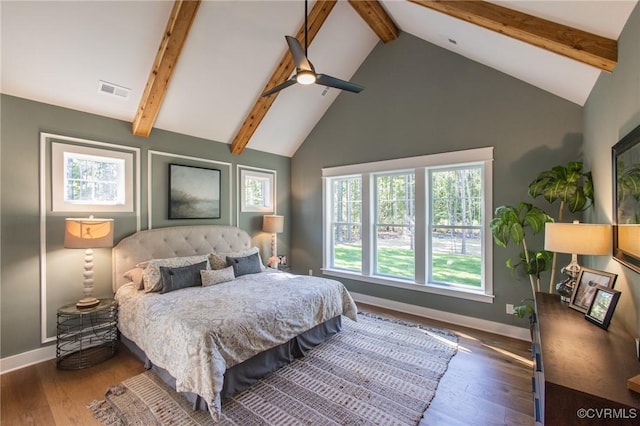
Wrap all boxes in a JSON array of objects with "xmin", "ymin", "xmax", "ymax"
[
  {"xmin": 51, "ymin": 142, "xmax": 134, "ymax": 212},
  {"xmin": 240, "ymin": 169, "xmax": 274, "ymax": 212}
]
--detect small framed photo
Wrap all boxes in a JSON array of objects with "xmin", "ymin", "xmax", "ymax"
[
  {"xmin": 585, "ymin": 286, "xmax": 621, "ymax": 330},
  {"xmin": 569, "ymin": 267, "xmax": 617, "ymax": 313}
]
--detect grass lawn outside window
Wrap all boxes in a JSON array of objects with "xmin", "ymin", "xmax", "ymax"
[{"xmin": 334, "ymin": 241, "xmax": 481, "ymax": 287}]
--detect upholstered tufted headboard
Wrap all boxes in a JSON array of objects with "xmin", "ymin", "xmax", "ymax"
[{"xmin": 112, "ymin": 225, "xmax": 252, "ymax": 292}]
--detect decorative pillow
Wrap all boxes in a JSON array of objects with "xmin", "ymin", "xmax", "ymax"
[
  {"xmin": 159, "ymin": 261, "xmax": 207, "ymax": 294},
  {"xmin": 209, "ymin": 247, "xmax": 265, "ymax": 270},
  {"xmin": 124, "ymin": 267, "xmax": 144, "ymax": 290},
  {"xmin": 226, "ymin": 252, "xmax": 263, "ymax": 277},
  {"xmin": 200, "ymin": 266, "xmax": 235, "ymax": 287},
  {"xmin": 139, "ymin": 254, "xmax": 210, "ymax": 293}
]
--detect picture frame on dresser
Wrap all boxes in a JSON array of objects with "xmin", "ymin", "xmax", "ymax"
[
  {"xmin": 585, "ymin": 286, "xmax": 621, "ymax": 330},
  {"xmin": 568, "ymin": 267, "xmax": 617, "ymax": 313}
]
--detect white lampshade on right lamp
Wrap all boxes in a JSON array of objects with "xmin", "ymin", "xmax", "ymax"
[{"xmin": 544, "ymin": 220, "xmax": 611, "ymax": 300}]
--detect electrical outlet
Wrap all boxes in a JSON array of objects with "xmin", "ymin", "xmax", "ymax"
[
  {"xmin": 308, "ymin": 269, "xmax": 313, "ymax": 276},
  {"xmin": 506, "ymin": 304, "xmax": 515, "ymax": 315}
]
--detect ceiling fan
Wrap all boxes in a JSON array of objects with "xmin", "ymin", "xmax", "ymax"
[{"xmin": 261, "ymin": 1, "xmax": 364, "ymax": 97}]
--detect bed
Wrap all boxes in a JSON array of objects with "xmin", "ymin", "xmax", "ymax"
[{"xmin": 112, "ymin": 225, "xmax": 357, "ymax": 420}]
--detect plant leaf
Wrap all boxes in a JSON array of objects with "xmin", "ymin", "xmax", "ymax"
[
  {"xmin": 529, "ymin": 176, "xmax": 551, "ymax": 198},
  {"xmin": 513, "ymin": 302, "xmax": 535, "ymax": 318},
  {"xmin": 509, "ymin": 222, "xmax": 525, "ymax": 245},
  {"xmin": 566, "ymin": 161, "xmax": 583, "ymax": 174},
  {"xmin": 567, "ymin": 188, "xmax": 587, "ymax": 212},
  {"xmin": 523, "ymin": 206, "xmax": 553, "ymax": 234}
]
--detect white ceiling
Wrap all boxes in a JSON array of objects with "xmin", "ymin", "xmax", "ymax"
[{"xmin": 1, "ymin": 1, "xmax": 637, "ymax": 157}]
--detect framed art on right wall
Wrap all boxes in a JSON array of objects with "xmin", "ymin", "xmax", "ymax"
[{"xmin": 612, "ymin": 123, "xmax": 640, "ymax": 273}]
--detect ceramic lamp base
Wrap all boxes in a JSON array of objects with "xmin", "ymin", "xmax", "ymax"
[{"xmin": 76, "ymin": 297, "xmax": 100, "ymax": 309}]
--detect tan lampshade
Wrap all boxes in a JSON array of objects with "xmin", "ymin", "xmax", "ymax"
[
  {"xmin": 64, "ymin": 218, "xmax": 114, "ymax": 249},
  {"xmin": 544, "ymin": 221, "xmax": 611, "ymax": 255},
  {"xmin": 618, "ymin": 225, "xmax": 640, "ymax": 258},
  {"xmin": 263, "ymin": 215, "xmax": 284, "ymax": 233}
]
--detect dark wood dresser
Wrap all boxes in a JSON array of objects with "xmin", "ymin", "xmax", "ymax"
[{"xmin": 532, "ymin": 292, "xmax": 640, "ymax": 425}]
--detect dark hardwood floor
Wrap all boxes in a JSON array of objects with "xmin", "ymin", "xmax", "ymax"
[{"xmin": 1, "ymin": 304, "xmax": 533, "ymax": 425}]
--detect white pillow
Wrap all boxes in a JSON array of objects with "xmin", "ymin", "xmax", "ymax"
[
  {"xmin": 138, "ymin": 254, "xmax": 210, "ymax": 293},
  {"xmin": 209, "ymin": 247, "xmax": 266, "ymax": 270},
  {"xmin": 124, "ymin": 267, "xmax": 144, "ymax": 290},
  {"xmin": 201, "ymin": 266, "xmax": 235, "ymax": 286}
]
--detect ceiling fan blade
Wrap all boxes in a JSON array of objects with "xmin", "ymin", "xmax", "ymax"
[
  {"xmin": 316, "ymin": 74, "xmax": 364, "ymax": 93},
  {"xmin": 285, "ymin": 35, "xmax": 313, "ymax": 71},
  {"xmin": 261, "ymin": 78, "xmax": 297, "ymax": 97}
]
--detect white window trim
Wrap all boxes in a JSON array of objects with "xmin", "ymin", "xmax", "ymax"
[{"xmin": 322, "ymin": 147, "xmax": 494, "ymax": 303}]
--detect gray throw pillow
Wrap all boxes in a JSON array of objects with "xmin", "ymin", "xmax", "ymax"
[
  {"xmin": 226, "ymin": 252, "xmax": 262, "ymax": 277},
  {"xmin": 159, "ymin": 261, "xmax": 207, "ymax": 294}
]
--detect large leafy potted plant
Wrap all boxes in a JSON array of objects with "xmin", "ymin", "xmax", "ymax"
[
  {"xmin": 491, "ymin": 162, "xmax": 594, "ymax": 317},
  {"xmin": 528, "ymin": 162, "xmax": 593, "ymax": 291},
  {"xmin": 490, "ymin": 203, "xmax": 553, "ymax": 317}
]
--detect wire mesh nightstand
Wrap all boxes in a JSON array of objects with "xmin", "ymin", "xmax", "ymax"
[{"xmin": 56, "ymin": 298, "xmax": 118, "ymax": 369}]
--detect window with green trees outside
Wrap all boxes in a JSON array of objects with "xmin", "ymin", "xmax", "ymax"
[{"xmin": 323, "ymin": 147, "xmax": 493, "ymax": 302}]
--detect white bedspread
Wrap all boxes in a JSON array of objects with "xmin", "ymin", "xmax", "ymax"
[{"xmin": 115, "ymin": 270, "xmax": 357, "ymax": 418}]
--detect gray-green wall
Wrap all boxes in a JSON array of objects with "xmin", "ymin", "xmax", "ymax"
[
  {"xmin": 0, "ymin": 95, "xmax": 290, "ymax": 357},
  {"xmin": 291, "ymin": 32, "xmax": 584, "ymax": 329},
  {"xmin": 583, "ymin": 2, "xmax": 640, "ymax": 336}
]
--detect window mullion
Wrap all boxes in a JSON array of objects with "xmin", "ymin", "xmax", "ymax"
[
  {"xmin": 362, "ymin": 173, "xmax": 372, "ymax": 276},
  {"xmin": 415, "ymin": 168, "xmax": 427, "ymax": 284}
]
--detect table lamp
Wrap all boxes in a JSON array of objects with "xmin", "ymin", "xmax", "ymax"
[
  {"xmin": 263, "ymin": 215, "xmax": 284, "ymax": 268},
  {"xmin": 544, "ymin": 220, "xmax": 611, "ymax": 301},
  {"xmin": 64, "ymin": 216, "xmax": 114, "ymax": 308}
]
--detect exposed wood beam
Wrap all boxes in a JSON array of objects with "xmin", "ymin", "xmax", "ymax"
[
  {"xmin": 230, "ymin": 1, "xmax": 337, "ymax": 155},
  {"xmin": 348, "ymin": 0, "xmax": 398, "ymax": 43},
  {"xmin": 409, "ymin": 0, "xmax": 617, "ymax": 72},
  {"xmin": 132, "ymin": 0, "xmax": 200, "ymax": 137}
]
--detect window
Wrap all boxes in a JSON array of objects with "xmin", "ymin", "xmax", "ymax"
[
  {"xmin": 330, "ymin": 176, "xmax": 362, "ymax": 271},
  {"xmin": 429, "ymin": 167, "xmax": 482, "ymax": 288},
  {"xmin": 64, "ymin": 152, "xmax": 123, "ymax": 205},
  {"xmin": 51, "ymin": 142, "xmax": 134, "ymax": 212},
  {"xmin": 322, "ymin": 147, "xmax": 493, "ymax": 303},
  {"xmin": 375, "ymin": 172, "xmax": 415, "ymax": 279},
  {"xmin": 240, "ymin": 169, "xmax": 274, "ymax": 212}
]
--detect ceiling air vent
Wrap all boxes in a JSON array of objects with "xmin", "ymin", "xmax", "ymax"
[{"xmin": 98, "ymin": 80, "xmax": 130, "ymax": 99}]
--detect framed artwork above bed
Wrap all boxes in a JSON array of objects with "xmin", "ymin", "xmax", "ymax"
[{"xmin": 169, "ymin": 164, "xmax": 221, "ymax": 219}]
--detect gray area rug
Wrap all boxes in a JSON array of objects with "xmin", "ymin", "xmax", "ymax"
[{"xmin": 89, "ymin": 313, "xmax": 458, "ymax": 425}]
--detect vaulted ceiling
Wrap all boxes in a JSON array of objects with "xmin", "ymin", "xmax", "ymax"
[{"xmin": 2, "ymin": 1, "xmax": 637, "ymax": 157}]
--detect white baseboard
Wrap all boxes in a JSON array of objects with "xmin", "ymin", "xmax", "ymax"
[
  {"xmin": 0, "ymin": 345, "xmax": 56, "ymax": 375},
  {"xmin": 351, "ymin": 292, "xmax": 531, "ymax": 341}
]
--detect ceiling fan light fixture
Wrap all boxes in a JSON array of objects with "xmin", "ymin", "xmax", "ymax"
[{"xmin": 296, "ymin": 70, "xmax": 316, "ymax": 85}]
